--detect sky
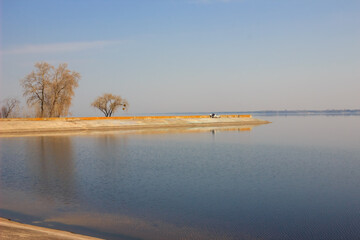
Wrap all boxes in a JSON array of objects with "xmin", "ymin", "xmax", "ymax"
[{"xmin": 0, "ymin": 0, "xmax": 359, "ymax": 116}]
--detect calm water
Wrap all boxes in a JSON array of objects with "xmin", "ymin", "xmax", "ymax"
[{"xmin": 1, "ymin": 116, "xmax": 360, "ymax": 240}]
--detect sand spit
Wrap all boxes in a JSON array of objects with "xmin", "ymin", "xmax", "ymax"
[
  {"xmin": 0, "ymin": 115, "xmax": 270, "ymax": 136},
  {"xmin": 0, "ymin": 217, "xmax": 102, "ymax": 240}
]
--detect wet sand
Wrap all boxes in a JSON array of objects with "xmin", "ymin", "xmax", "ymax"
[{"xmin": 0, "ymin": 217, "xmax": 102, "ymax": 240}]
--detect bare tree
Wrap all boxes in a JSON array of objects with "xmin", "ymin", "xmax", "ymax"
[
  {"xmin": 21, "ymin": 62, "xmax": 80, "ymax": 117},
  {"xmin": 21, "ymin": 62, "xmax": 52, "ymax": 117},
  {"xmin": 1, "ymin": 97, "xmax": 20, "ymax": 118},
  {"xmin": 48, "ymin": 63, "xmax": 80, "ymax": 117},
  {"xmin": 91, "ymin": 93, "xmax": 128, "ymax": 117}
]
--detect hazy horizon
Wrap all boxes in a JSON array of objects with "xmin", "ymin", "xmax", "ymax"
[{"xmin": 1, "ymin": 0, "xmax": 359, "ymax": 117}]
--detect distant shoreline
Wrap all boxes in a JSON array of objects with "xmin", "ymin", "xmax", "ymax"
[
  {"xmin": 0, "ymin": 115, "xmax": 270, "ymax": 136},
  {"xmin": 211, "ymin": 109, "xmax": 360, "ymax": 116}
]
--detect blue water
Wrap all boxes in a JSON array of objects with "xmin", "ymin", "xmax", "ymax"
[{"xmin": 1, "ymin": 116, "xmax": 360, "ymax": 239}]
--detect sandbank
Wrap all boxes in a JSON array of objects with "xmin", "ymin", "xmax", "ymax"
[{"xmin": 0, "ymin": 115, "xmax": 270, "ymax": 136}]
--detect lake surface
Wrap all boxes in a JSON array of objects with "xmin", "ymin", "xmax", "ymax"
[{"xmin": 1, "ymin": 116, "xmax": 360, "ymax": 240}]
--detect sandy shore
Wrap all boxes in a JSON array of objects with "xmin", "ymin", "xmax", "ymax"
[
  {"xmin": 0, "ymin": 217, "xmax": 102, "ymax": 240},
  {"xmin": 0, "ymin": 115, "xmax": 270, "ymax": 136}
]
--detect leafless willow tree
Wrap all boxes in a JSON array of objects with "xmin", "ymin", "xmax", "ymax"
[
  {"xmin": 91, "ymin": 93, "xmax": 128, "ymax": 117},
  {"xmin": 21, "ymin": 62, "xmax": 51, "ymax": 117},
  {"xmin": 21, "ymin": 62, "xmax": 80, "ymax": 117},
  {"xmin": 48, "ymin": 63, "xmax": 80, "ymax": 117},
  {"xmin": 1, "ymin": 97, "xmax": 20, "ymax": 118}
]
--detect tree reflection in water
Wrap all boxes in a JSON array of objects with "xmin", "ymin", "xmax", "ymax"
[{"xmin": 27, "ymin": 137, "xmax": 76, "ymax": 205}]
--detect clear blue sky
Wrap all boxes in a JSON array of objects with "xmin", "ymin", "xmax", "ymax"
[{"xmin": 1, "ymin": 0, "xmax": 359, "ymax": 116}]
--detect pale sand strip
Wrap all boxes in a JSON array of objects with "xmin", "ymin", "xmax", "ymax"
[
  {"xmin": 0, "ymin": 115, "xmax": 270, "ymax": 136},
  {"xmin": 0, "ymin": 217, "xmax": 103, "ymax": 240}
]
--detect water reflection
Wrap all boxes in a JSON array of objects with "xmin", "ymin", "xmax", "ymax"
[
  {"xmin": 95, "ymin": 134, "xmax": 128, "ymax": 158},
  {"xmin": 0, "ymin": 125, "xmax": 255, "ymax": 138},
  {"xmin": 26, "ymin": 137, "xmax": 76, "ymax": 204},
  {"xmin": 1, "ymin": 117, "xmax": 359, "ymax": 240}
]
